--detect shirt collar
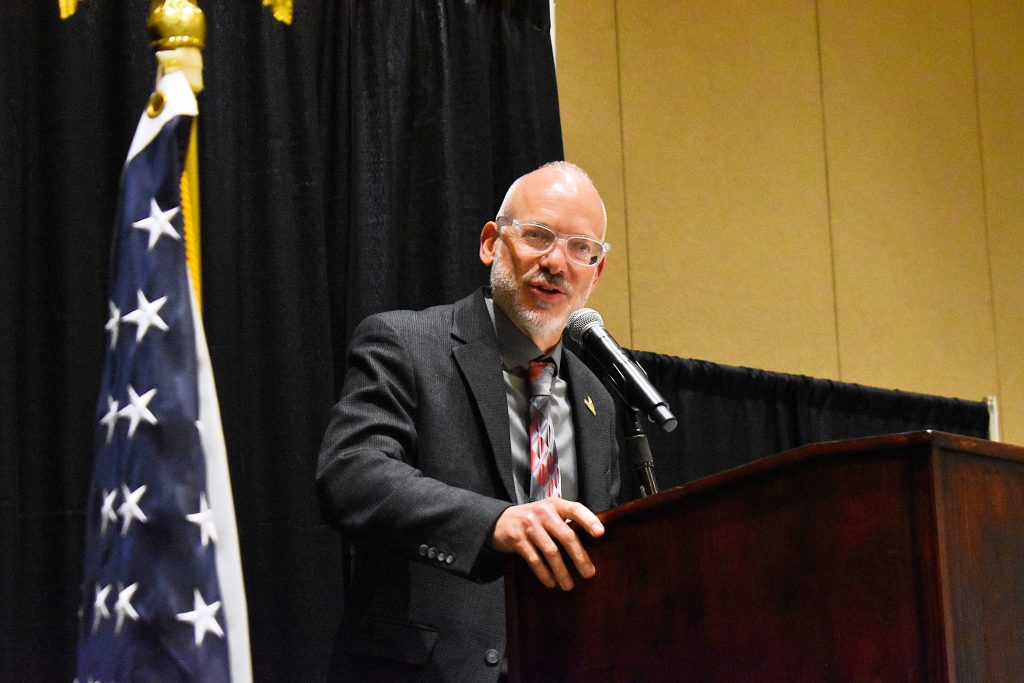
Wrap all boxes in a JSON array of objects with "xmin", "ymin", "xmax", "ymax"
[{"xmin": 484, "ymin": 295, "xmax": 563, "ymax": 374}]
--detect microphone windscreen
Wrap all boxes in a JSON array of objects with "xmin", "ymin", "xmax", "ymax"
[{"xmin": 566, "ymin": 308, "xmax": 604, "ymax": 342}]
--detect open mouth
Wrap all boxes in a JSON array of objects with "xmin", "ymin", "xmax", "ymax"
[{"xmin": 529, "ymin": 283, "xmax": 567, "ymax": 301}]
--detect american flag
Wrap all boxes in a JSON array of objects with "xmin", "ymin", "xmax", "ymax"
[{"xmin": 76, "ymin": 70, "xmax": 251, "ymax": 682}]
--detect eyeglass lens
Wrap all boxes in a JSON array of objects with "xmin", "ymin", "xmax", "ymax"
[{"xmin": 515, "ymin": 223, "xmax": 603, "ymax": 265}]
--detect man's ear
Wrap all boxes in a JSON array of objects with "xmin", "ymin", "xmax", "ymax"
[{"xmin": 479, "ymin": 221, "xmax": 499, "ymax": 266}]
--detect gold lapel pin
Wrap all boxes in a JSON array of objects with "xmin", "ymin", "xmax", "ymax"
[{"xmin": 584, "ymin": 396, "xmax": 596, "ymax": 416}]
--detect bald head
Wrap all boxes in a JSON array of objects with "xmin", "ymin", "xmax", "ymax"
[{"xmin": 497, "ymin": 161, "xmax": 607, "ymax": 238}]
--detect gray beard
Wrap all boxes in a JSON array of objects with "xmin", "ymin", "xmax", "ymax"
[{"xmin": 489, "ymin": 250, "xmax": 569, "ymax": 342}]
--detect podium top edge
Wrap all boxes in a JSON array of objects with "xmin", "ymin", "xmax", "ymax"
[{"xmin": 600, "ymin": 430, "xmax": 1023, "ymax": 525}]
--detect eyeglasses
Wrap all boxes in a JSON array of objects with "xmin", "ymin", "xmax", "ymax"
[{"xmin": 495, "ymin": 217, "xmax": 611, "ymax": 267}]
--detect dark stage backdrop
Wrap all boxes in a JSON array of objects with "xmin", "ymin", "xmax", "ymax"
[
  {"xmin": 613, "ymin": 352, "xmax": 990, "ymax": 502},
  {"xmin": 1, "ymin": 2, "xmax": 991, "ymax": 682},
  {"xmin": 2, "ymin": 2, "xmax": 563, "ymax": 681}
]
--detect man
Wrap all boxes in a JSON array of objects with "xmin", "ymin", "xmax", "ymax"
[{"xmin": 317, "ymin": 161, "xmax": 621, "ymax": 681}]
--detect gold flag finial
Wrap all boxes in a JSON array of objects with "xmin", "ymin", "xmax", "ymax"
[
  {"xmin": 148, "ymin": 0, "xmax": 207, "ymax": 50},
  {"xmin": 148, "ymin": 0, "xmax": 205, "ymax": 95}
]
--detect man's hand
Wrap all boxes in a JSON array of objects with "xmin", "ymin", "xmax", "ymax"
[{"xmin": 487, "ymin": 498, "xmax": 605, "ymax": 591}]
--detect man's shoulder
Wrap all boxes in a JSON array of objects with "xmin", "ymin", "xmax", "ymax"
[
  {"xmin": 365, "ymin": 301, "xmax": 453, "ymax": 330},
  {"xmin": 353, "ymin": 289, "xmax": 485, "ymax": 343}
]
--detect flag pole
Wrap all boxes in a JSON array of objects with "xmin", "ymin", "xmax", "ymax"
[
  {"xmin": 147, "ymin": 3, "xmax": 254, "ymax": 680},
  {"xmin": 148, "ymin": 0, "xmax": 206, "ymax": 310}
]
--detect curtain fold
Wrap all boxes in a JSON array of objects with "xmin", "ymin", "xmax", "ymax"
[{"xmin": 323, "ymin": 0, "xmax": 563, "ymax": 360}]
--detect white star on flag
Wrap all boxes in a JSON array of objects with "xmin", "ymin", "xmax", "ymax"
[
  {"xmin": 113, "ymin": 583, "xmax": 140, "ymax": 634},
  {"xmin": 176, "ymin": 589, "xmax": 224, "ymax": 646},
  {"xmin": 92, "ymin": 584, "xmax": 112, "ymax": 633},
  {"xmin": 121, "ymin": 291, "xmax": 169, "ymax": 342},
  {"xmin": 99, "ymin": 489, "xmax": 119, "ymax": 536},
  {"xmin": 99, "ymin": 396, "xmax": 120, "ymax": 444},
  {"xmin": 186, "ymin": 493, "xmax": 218, "ymax": 547},
  {"xmin": 117, "ymin": 484, "xmax": 148, "ymax": 535},
  {"xmin": 117, "ymin": 385, "xmax": 158, "ymax": 438},
  {"xmin": 131, "ymin": 198, "xmax": 181, "ymax": 249},
  {"xmin": 105, "ymin": 301, "xmax": 121, "ymax": 349}
]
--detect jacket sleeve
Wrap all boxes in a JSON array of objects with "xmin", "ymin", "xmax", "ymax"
[{"xmin": 315, "ymin": 313, "xmax": 512, "ymax": 579}]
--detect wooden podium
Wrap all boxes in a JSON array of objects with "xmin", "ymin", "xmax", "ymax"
[{"xmin": 506, "ymin": 432, "xmax": 1024, "ymax": 681}]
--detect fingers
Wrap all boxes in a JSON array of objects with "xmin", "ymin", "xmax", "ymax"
[
  {"xmin": 546, "ymin": 499, "xmax": 603, "ymax": 583},
  {"xmin": 489, "ymin": 503, "xmax": 568, "ymax": 589},
  {"xmin": 554, "ymin": 499, "xmax": 605, "ymax": 539},
  {"xmin": 488, "ymin": 500, "xmax": 605, "ymax": 591},
  {"xmin": 524, "ymin": 519, "xmax": 573, "ymax": 590},
  {"xmin": 544, "ymin": 515, "xmax": 594, "ymax": 583}
]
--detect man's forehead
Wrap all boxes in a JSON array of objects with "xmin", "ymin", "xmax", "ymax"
[
  {"xmin": 519, "ymin": 166, "xmax": 587, "ymax": 197},
  {"xmin": 514, "ymin": 186, "xmax": 603, "ymax": 236}
]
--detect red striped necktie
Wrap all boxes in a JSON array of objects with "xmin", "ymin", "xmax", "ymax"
[{"xmin": 527, "ymin": 359, "xmax": 561, "ymax": 501}]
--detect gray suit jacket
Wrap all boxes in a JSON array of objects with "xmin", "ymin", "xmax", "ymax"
[{"xmin": 317, "ymin": 289, "xmax": 620, "ymax": 682}]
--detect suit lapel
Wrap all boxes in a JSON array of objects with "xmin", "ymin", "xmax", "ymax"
[
  {"xmin": 563, "ymin": 351, "xmax": 615, "ymax": 510},
  {"xmin": 450, "ymin": 291, "xmax": 517, "ymax": 502}
]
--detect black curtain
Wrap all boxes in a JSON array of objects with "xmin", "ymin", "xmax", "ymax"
[
  {"xmin": 2, "ymin": 1, "xmax": 563, "ymax": 681},
  {"xmin": 607, "ymin": 351, "xmax": 990, "ymax": 501}
]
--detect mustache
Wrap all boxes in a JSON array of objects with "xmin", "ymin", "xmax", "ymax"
[{"xmin": 527, "ymin": 271, "xmax": 572, "ymax": 294}]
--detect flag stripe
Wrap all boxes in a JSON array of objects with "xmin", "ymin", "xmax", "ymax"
[{"xmin": 188, "ymin": 272, "xmax": 252, "ymax": 681}]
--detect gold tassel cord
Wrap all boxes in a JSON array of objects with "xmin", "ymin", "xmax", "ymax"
[
  {"xmin": 181, "ymin": 118, "xmax": 202, "ymax": 313},
  {"xmin": 147, "ymin": 0, "xmax": 205, "ymax": 311}
]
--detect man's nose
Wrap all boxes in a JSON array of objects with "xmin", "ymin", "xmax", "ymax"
[{"xmin": 538, "ymin": 240, "xmax": 569, "ymax": 273}]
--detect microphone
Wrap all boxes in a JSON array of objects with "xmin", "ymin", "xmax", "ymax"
[{"xmin": 566, "ymin": 308, "xmax": 677, "ymax": 432}]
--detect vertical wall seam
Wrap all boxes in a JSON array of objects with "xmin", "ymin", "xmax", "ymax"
[
  {"xmin": 613, "ymin": 0, "xmax": 635, "ymax": 347},
  {"xmin": 967, "ymin": 0, "xmax": 1004, "ymax": 421},
  {"xmin": 814, "ymin": 0, "xmax": 842, "ymax": 380}
]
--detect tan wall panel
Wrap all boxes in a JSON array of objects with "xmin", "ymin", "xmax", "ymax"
[
  {"xmin": 555, "ymin": 0, "xmax": 632, "ymax": 346},
  {"xmin": 974, "ymin": 0, "xmax": 1024, "ymax": 442},
  {"xmin": 820, "ymin": 1, "xmax": 999, "ymax": 400},
  {"xmin": 615, "ymin": 1, "xmax": 837, "ymax": 377},
  {"xmin": 557, "ymin": 1, "xmax": 1021, "ymax": 440}
]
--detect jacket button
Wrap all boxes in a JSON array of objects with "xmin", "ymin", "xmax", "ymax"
[
  {"xmin": 428, "ymin": 547, "xmax": 437, "ymax": 559},
  {"xmin": 436, "ymin": 551, "xmax": 446, "ymax": 563},
  {"xmin": 419, "ymin": 544, "xmax": 428, "ymax": 556},
  {"xmin": 445, "ymin": 554, "xmax": 455, "ymax": 565},
  {"xmin": 485, "ymin": 648, "xmax": 500, "ymax": 666}
]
